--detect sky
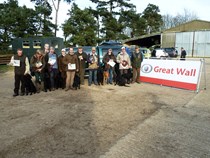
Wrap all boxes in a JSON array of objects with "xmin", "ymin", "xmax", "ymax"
[{"xmin": 12, "ymin": 0, "xmax": 210, "ymax": 38}]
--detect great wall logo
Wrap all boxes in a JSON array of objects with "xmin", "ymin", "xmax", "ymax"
[{"xmin": 141, "ymin": 64, "xmax": 153, "ymax": 73}]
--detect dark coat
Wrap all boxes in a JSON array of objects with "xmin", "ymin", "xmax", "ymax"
[
  {"xmin": 75, "ymin": 52, "xmax": 87, "ymax": 69},
  {"xmin": 103, "ymin": 53, "xmax": 116, "ymax": 70},
  {"xmin": 58, "ymin": 55, "xmax": 66, "ymax": 72},
  {"xmin": 14, "ymin": 54, "xmax": 26, "ymax": 75},
  {"xmin": 131, "ymin": 51, "xmax": 143, "ymax": 68},
  {"xmin": 63, "ymin": 53, "xmax": 79, "ymax": 71},
  {"xmin": 30, "ymin": 54, "xmax": 46, "ymax": 73}
]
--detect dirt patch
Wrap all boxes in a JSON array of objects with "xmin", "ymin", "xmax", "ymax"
[{"xmin": 0, "ymin": 66, "xmax": 201, "ymax": 157}]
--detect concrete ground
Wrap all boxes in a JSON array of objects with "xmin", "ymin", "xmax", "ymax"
[
  {"xmin": 101, "ymin": 59, "xmax": 210, "ymax": 158},
  {"xmin": 0, "ymin": 58, "xmax": 209, "ymax": 158}
]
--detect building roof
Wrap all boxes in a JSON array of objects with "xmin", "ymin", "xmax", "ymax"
[
  {"xmin": 163, "ymin": 20, "xmax": 210, "ymax": 33},
  {"xmin": 123, "ymin": 33, "xmax": 161, "ymax": 47}
]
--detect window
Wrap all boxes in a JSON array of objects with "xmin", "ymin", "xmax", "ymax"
[
  {"xmin": 22, "ymin": 41, "xmax": 30, "ymax": 48},
  {"xmin": 33, "ymin": 40, "xmax": 41, "ymax": 49}
]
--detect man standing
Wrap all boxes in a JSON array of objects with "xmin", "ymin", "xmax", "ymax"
[
  {"xmin": 43, "ymin": 43, "xmax": 50, "ymax": 92},
  {"xmin": 116, "ymin": 46, "xmax": 131, "ymax": 75},
  {"xmin": 63, "ymin": 47, "xmax": 79, "ymax": 91},
  {"xmin": 9, "ymin": 48, "xmax": 30, "ymax": 96},
  {"xmin": 45, "ymin": 46, "xmax": 59, "ymax": 91},
  {"xmin": 88, "ymin": 47, "xmax": 98, "ymax": 86},
  {"xmin": 131, "ymin": 45, "xmax": 143, "ymax": 84},
  {"xmin": 58, "ymin": 49, "xmax": 67, "ymax": 89},
  {"xmin": 75, "ymin": 46, "xmax": 87, "ymax": 85},
  {"xmin": 180, "ymin": 47, "xmax": 187, "ymax": 60}
]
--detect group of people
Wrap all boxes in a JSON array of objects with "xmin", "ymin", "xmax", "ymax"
[{"xmin": 10, "ymin": 44, "xmax": 144, "ymax": 97}]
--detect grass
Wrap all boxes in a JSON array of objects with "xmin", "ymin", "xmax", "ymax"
[{"xmin": 0, "ymin": 65, "xmax": 14, "ymax": 73}]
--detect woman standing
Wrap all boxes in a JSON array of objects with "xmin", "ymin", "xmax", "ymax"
[
  {"xmin": 103, "ymin": 48, "xmax": 116, "ymax": 84},
  {"xmin": 30, "ymin": 49, "xmax": 46, "ymax": 93}
]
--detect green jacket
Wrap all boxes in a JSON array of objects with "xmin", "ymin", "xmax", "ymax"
[
  {"xmin": 75, "ymin": 51, "xmax": 87, "ymax": 69},
  {"xmin": 131, "ymin": 51, "xmax": 143, "ymax": 68}
]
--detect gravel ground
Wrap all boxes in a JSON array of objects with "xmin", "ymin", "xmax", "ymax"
[{"xmin": 0, "ymin": 58, "xmax": 209, "ymax": 158}]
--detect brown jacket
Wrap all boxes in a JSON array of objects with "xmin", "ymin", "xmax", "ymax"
[
  {"xmin": 30, "ymin": 54, "xmax": 46, "ymax": 73},
  {"xmin": 58, "ymin": 55, "xmax": 66, "ymax": 72},
  {"xmin": 63, "ymin": 53, "xmax": 79, "ymax": 71}
]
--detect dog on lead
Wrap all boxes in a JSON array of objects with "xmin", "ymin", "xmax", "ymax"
[
  {"xmin": 103, "ymin": 71, "xmax": 109, "ymax": 85},
  {"xmin": 114, "ymin": 63, "xmax": 130, "ymax": 87},
  {"xmin": 97, "ymin": 67, "xmax": 104, "ymax": 85},
  {"xmin": 72, "ymin": 74, "xmax": 80, "ymax": 90},
  {"xmin": 23, "ymin": 74, "xmax": 37, "ymax": 95}
]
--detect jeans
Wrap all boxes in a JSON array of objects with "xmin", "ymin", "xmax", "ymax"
[
  {"xmin": 50, "ymin": 68, "xmax": 58, "ymax": 88},
  {"xmin": 88, "ymin": 69, "xmax": 97, "ymax": 85},
  {"xmin": 107, "ymin": 68, "xmax": 113, "ymax": 84}
]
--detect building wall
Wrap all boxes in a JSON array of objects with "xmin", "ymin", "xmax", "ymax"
[
  {"xmin": 175, "ymin": 32, "xmax": 194, "ymax": 56},
  {"xmin": 175, "ymin": 31, "xmax": 210, "ymax": 57},
  {"xmin": 161, "ymin": 33, "xmax": 176, "ymax": 48}
]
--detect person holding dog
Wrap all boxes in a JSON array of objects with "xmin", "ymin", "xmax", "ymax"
[
  {"xmin": 116, "ymin": 46, "xmax": 131, "ymax": 76},
  {"xmin": 30, "ymin": 49, "xmax": 46, "ymax": 92},
  {"xmin": 9, "ymin": 48, "xmax": 30, "ymax": 96},
  {"xmin": 63, "ymin": 47, "xmax": 79, "ymax": 91},
  {"xmin": 88, "ymin": 47, "xmax": 98, "ymax": 86},
  {"xmin": 131, "ymin": 45, "xmax": 144, "ymax": 84},
  {"xmin": 75, "ymin": 46, "xmax": 87, "ymax": 85},
  {"xmin": 103, "ymin": 48, "xmax": 116, "ymax": 84}
]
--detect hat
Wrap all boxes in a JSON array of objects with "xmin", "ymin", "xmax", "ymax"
[
  {"xmin": 135, "ymin": 45, "xmax": 139, "ymax": 49},
  {"xmin": 92, "ymin": 47, "xmax": 96, "ymax": 51},
  {"xmin": 78, "ymin": 46, "xmax": 83, "ymax": 49},
  {"xmin": 121, "ymin": 46, "xmax": 125, "ymax": 49},
  {"xmin": 61, "ymin": 48, "xmax": 66, "ymax": 52}
]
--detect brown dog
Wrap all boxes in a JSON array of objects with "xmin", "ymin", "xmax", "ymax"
[{"xmin": 103, "ymin": 71, "xmax": 109, "ymax": 85}]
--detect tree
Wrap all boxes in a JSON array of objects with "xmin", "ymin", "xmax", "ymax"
[
  {"xmin": 31, "ymin": 0, "xmax": 73, "ymax": 36},
  {"xmin": 51, "ymin": 0, "xmax": 73, "ymax": 36},
  {"xmin": 142, "ymin": 3, "xmax": 163, "ymax": 34},
  {"xmin": 101, "ymin": 13, "xmax": 124, "ymax": 41},
  {"xmin": 90, "ymin": 0, "xmax": 135, "ymax": 40},
  {"xmin": 162, "ymin": 9, "xmax": 199, "ymax": 30},
  {"xmin": 31, "ymin": 0, "xmax": 55, "ymax": 36},
  {"xmin": 119, "ymin": 8, "xmax": 147, "ymax": 37},
  {"xmin": 0, "ymin": 0, "xmax": 38, "ymax": 51},
  {"xmin": 62, "ymin": 3, "xmax": 97, "ymax": 46}
]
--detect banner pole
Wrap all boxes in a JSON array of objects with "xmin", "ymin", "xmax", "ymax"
[
  {"xmin": 203, "ymin": 58, "xmax": 207, "ymax": 90},
  {"xmin": 196, "ymin": 58, "xmax": 204, "ymax": 93}
]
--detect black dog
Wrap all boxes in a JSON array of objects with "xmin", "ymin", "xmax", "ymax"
[
  {"xmin": 114, "ymin": 63, "xmax": 130, "ymax": 87},
  {"xmin": 72, "ymin": 74, "xmax": 80, "ymax": 90},
  {"xmin": 121, "ymin": 69, "xmax": 133, "ymax": 84},
  {"xmin": 23, "ymin": 74, "xmax": 37, "ymax": 95},
  {"xmin": 97, "ymin": 67, "xmax": 104, "ymax": 85},
  {"xmin": 115, "ymin": 74, "xmax": 127, "ymax": 86}
]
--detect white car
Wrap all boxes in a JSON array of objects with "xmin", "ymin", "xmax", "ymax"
[{"xmin": 155, "ymin": 48, "xmax": 168, "ymax": 58}]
